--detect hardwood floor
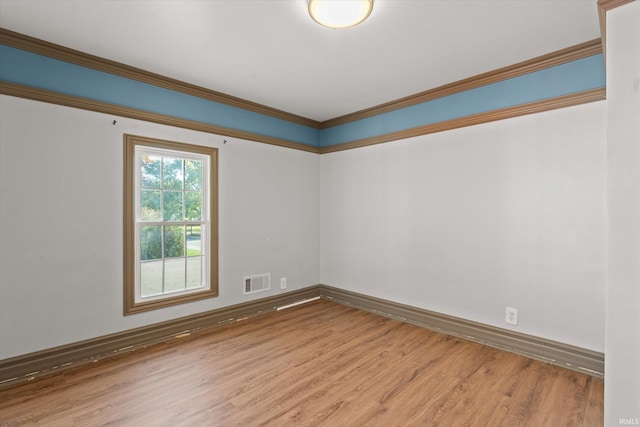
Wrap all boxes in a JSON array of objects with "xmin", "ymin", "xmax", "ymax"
[{"xmin": 0, "ymin": 300, "xmax": 603, "ymax": 426}]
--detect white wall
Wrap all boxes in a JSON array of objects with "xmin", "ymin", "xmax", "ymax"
[
  {"xmin": 320, "ymin": 101, "xmax": 607, "ymax": 352},
  {"xmin": 0, "ymin": 93, "xmax": 609, "ymax": 362},
  {"xmin": 605, "ymin": 1, "xmax": 640, "ymax": 424},
  {"xmin": 0, "ymin": 95, "xmax": 320, "ymax": 359}
]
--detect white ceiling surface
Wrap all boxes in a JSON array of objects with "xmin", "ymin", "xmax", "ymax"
[{"xmin": 0, "ymin": 0, "xmax": 601, "ymax": 122}]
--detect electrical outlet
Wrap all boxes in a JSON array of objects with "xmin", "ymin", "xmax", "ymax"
[
  {"xmin": 280, "ymin": 277, "xmax": 287, "ymax": 289},
  {"xmin": 505, "ymin": 307, "xmax": 518, "ymax": 325}
]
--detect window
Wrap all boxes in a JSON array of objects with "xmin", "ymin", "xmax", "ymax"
[{"xmin": 124, "ymin": 134, "xmax": 218, "ymax": 314}]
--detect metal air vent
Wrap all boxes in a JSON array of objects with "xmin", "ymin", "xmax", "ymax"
[{"xmin": 243, "ymin": 273, "xmax": 271, "ymax": 295}]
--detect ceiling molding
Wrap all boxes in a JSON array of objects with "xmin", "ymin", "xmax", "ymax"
[
  {"xmin": 1, "ymin": 81, "xmax": 604, "ymax": 156},
  {"xmin": 319, "ymin": 88, "xmax": 606, "ymax": 154},
  {"xmin": 597, "ymin": 0, "xmax": 635, "ymax": 56},
  {"xmin": 319, "ymin": 39, "xmax": 603, "ymax": 130},
  {"xmin": 0, "ymin": 26, "xmax": 605, "ymax": 155},
  {"xmin": 0, "ymin": 81, "xmax": 321, "ymax": 154},
  {"xmin": 0, "ymin": 27, "xmax": 322, "ymax": 130},
  {"xmin": 1, "ymin": 27, "xmax": 603, "ymax": 135},
  {"xmin": 598, "ymin": 0, "xmax": 635, "ymax": 13}
]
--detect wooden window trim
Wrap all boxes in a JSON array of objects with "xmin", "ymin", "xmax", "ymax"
[{"xmin": 123, "ymin": 134, "xmax": 218, "ymax": 315}]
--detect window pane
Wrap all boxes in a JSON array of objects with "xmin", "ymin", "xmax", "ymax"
[
  {"xmin": 165, "ymin": 258, "xmax": 186, "ymax": 293},
  {"xmin": 163, "ymin": 191, "xmax": 183, "ymax": 221},
  {"xmin": 164, "ymin": 225, "xmax": 185, "ymax": 258},
  {"xmin": 187, "ymin": 256, "xmax": 203, "ymax": 289},
  {"xmin": 163, "ymin": 157, "xmax": 183, "ymax": 190},
  {"xmin": 141, "ymin": 190, "xmax": 161, "ymax": 221},
  {"xmin": 186, "ymin": 228, "xmax": 201, "ymax": 256},
  {"xmin": 185, "ymin": 192, "xmax": 202, "ymax": 221},
  {"xmin": 141, "ymin": 155, "xmax": 161, "ymax": 189},
  {"xmin": 185, "ymin": 160, "xmax": 202, "ymax": 191},
  {"xmin": 140, "ymin": 260, "xmax": 163, "ymax": 297},
  {"xmin": 140, "ymin": 226, "xmax": 162, "ymax": 260}
]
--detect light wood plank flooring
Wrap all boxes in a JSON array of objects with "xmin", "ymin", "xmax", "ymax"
[{"xmin": 0, "ymin": 299, "xmax": 603, "ymax": 426}]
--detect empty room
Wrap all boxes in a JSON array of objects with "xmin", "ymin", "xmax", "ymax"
[{"xmin": 0, "ymin": 0, "xmax": 639, "ymax": 425}]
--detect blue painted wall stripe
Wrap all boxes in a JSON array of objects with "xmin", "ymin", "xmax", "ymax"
[
  {"xmin": 0, "ymin": 45, "xmax": 320, "ymax": 147},
  {"xmin": 1, "ymin": 45, "xmax": 605, "ymax": 149},
  {"xmin": 319, "ymin": 54, "xmax": 606, "ymax": 147}
]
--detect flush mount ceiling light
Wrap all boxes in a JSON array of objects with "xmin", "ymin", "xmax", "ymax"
[{"xmin": 308, "ymin": 0, "xmax": 374, "ymax": 29}]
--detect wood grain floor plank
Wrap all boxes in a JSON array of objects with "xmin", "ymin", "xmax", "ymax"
[{"xmin": 0, "ymin": 299, "xmax": 603, "ymax": 426}]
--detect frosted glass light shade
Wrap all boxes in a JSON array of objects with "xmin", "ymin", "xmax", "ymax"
[{"xmin": 308, "ymin": 0, "xmax": 374, "ymax": 29}]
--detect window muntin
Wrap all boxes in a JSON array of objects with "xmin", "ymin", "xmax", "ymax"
[{"xmin": 124, "ymin": 135, "xmax": 218, "ymax": 314}]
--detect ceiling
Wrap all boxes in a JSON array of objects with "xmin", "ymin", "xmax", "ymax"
[{"xmin": 0, "ymin": 0, "xmax": 601, "ymax": 123}]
